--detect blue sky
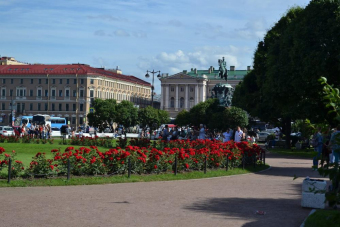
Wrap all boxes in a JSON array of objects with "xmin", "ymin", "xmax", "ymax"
[{"xmin": 1, "ymin": 0, "xmax": 310, "ymax": 93}]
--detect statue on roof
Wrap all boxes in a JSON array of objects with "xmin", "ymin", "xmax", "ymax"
[{"xmin": 218, "ymin": 57, "xmax": 228, "ymax": 82}]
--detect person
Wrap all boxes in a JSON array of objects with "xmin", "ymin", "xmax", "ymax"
[
  {"xmin": 21, "ymin": 123, "xmax": 26, "ymax": 137},
  {"xmin": 234, "ymin": 126, "xmax": 243, "ymax": 142},
  {"xmin": 198, "ymin": 124, "xmax": 205, "ymax": 140},
  {"xmin": 329, "ymin": 125, "xmax": 340, "ymax": 165},
  {"xmin": 223, "ymin": 128, "xmax": 233, "ymax": 142},
  {"xmin": 46, "ymin": 124, "xmax": 51, "ymax": 139},
  {"xmin": 162, "ymin": 125, "xmax": 169, "ymax": 141},
  {"xmin": 312, "ymin": 128, "xmax": 323, "ymax": 170},
  {"xmin": 170, "ymin": 126, "xmax": 179, "ymax": 140}
]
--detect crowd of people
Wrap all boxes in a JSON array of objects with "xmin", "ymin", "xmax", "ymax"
[
  {"xmin": 312, "ymin": 125, "xmax": 340, "ymax": 169},
  {"xmin": 17, "ymin": 123, "xmax": 52, "ymax": 139},
  {"xmin": 158, "ymin": 125, "xmax": 258, "ymax": 143}
]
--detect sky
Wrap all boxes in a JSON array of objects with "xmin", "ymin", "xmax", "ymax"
[{"xmin": 0, "ymin": 0, "xmax": 311, "ymax": 94}]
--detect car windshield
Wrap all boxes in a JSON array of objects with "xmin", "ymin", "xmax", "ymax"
[{"xmin": 4, "ymin": 127, "xmax": 12, "ymax": 131}]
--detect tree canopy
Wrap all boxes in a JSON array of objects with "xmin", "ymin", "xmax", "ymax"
[{"xmin": 233, "ymin": 0, "xmax": 340, "ymax": 146}]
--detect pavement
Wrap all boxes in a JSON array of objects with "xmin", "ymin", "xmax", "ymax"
[{"xmin": 0, "ymin": 151, "xmax": 326, "ymax": 227}]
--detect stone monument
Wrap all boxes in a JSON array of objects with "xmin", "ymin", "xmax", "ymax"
[{"xmin": 211, "ymin": 57, "xmax": 234, "ymax": 107}]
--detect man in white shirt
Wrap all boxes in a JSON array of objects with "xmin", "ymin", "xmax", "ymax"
[{"xmin": 234, "ymin": 126, "xmax": 243, "ymax": 142}]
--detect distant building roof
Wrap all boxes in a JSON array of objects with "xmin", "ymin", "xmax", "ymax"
[
  {"xmin": 0, "ymin": 64, "xmax": 151, "ymax": 86},
  {"xmin": 185, "ymin": 67, "xmax": 250, "ymax": 80}
]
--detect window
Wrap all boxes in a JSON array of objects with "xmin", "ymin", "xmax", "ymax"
[
  {"xmin": 90, "ymin": 79, "xmax": 94, "ymax": 84},
  {"xmin": 73, "ymin": 90, "xmax": 76, "ymax": 97},
  {"xmin": 74, "ymin": 79, "xmax": 77, "ymax": 84},
  {"xmin": 2, "ymin": 103, "xmax": 5, "ymax": 110},
  {"xmin": 30, "ymin": 90, "xmax": 33, "ymax": 97},
  {"xmin": 37, "ymin": 89, "xmax": 42, "ymax": 97},
  {"xmin": 11, "ymin": 79, "xmax": 13, "ymax": 84},
  {"xmin": 170, "ymin": 97, "xmax": 174, "ymax": 108},
  {"xmin": 171, "ymin": 87, "xmax": 174, "ymax": 92},
  {"xmin": 45, "ymin": 90, "xmax": 48, "ymax": 97},
  {"xmin": 1, "ymin": 88, "xmax": 5, "ymax": 98},
  {"xmin": 180, "ymin": 87, "xmax": 184, "ymax": 92},
  {"xmin": 10, "ymin": 89, "xmax": 13, "ymax": 96},
  {"xmin": 72, "ymin": 117, "xmax": 76, "ymax": 124},
  {"xmin": 180, "ymin": 97, "xmax": 184, "ymax": 108},
  {"xmin": 59, "ymin": 90, "xmax": 62, "ymax": 97},
  {"xmin": 16, "ymin": 88, "xmax": 26, "ymax": 97},
  {"xmin": 38, "ymin": 103, "xmax": 41, "ymax": 111},
  {"xmin": 52, "ymin": 104, "xmax": 55, "ymax": 111},
  {"xmin": 66, "ymin": 104, "xmax": 69, "ymax": 111},
  {"xmin": 20, "ymin": 79, "xmax": 23, "ymax": 84},
  {"xmin": 31, "ymin": 79, "xmax": 34, "ymax": 84},
  {"xmin": 30, "ymin": 103, "xmax": 33, "ymax": 111},
  {"xmin": 79, "ymin": 117, "xmax": 84, "ymax": 125},
  {"xmin": 45, "ymin": 79, "xmax": 48, "ymax": 84},
  {"xmin": 72, "ymin": 104, "xmax": 76, "ymax": 111},
  {"xmin": 90, "ymin": 90, "xmax": 94, "ymax": 97},
  {"xmin": 80, "ymin": 79, "xmax": 84, "ymax": 84},
  {"xmin": 80, "ymin": 104, "xmax": 83, "ymax": 111},
  {"xmin": 2, "ymin": 79, "xmax": 5, "ymax": 84},
  {"xmin": 52, "ymin": 79, "xmax": 55, "ymax": 84},
  {"xmin": 45, "ymin": 103, "xmax": 48, "ymax": 111},
  {"xmin": 65, "ymin": 89, "xmax": 70, "ymax": 97},
  {"xmin": 51, "ymin": 89, "xmax": 56, "ymax": 97},
  {"xmin": 190, "ymin": 87, "xmax": 194, "ymax": 92},
  {"xmin": 59, "ymin": 79, "xmax": 62, "ymax": 84},
  {"xmin": 190, "ymin": 97, "xmax": 194, "ymax": 108},
  {"xmin": 39, "ymin": 79, "xmax": 41, "ymax": 84},
  {"xmin": 66, "ymin": 79, "xmax": 69, "ymax": 84},
  {"xmin": 79, "ymin": 89, "xmax": 84, "ymax": 98},
  {"xmin": 59, "ymin": 104, "xmax": 62, "ymax": 111}
]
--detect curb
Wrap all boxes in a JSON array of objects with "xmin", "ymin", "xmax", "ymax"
[{"xmin": 300, "ymin": 209, "xmax": 316, "ymax": 227}]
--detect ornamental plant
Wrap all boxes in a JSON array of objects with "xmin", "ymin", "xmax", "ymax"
[
  {"xmin": 0, "ymin": 147, "xmax": 25, "ymax": 178},
  {"xmin": 27, "ymin": 152, "xmax": 55, "ymax": 177}
]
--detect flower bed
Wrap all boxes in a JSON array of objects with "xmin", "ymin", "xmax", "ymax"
[{"xmin": 0, "ymin": 139, "xmax": 265, "ymax": 179}]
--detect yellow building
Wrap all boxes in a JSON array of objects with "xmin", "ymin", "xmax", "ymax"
[{"xmin": 0, "ymin": 63, "xmax": 151, "ymax": 127}]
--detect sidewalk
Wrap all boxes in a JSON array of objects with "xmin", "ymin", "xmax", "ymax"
[{"xmin": 0, "ymin": 152, "xmax": 325, "ymax": 227}]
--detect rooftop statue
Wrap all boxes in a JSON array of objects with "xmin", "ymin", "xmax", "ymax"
[{"xmin": 218, "ymin": 57, "xmax": 228, "ymax": 82}]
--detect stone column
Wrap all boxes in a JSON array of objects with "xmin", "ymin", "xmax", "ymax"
[
  {"xmin": 195, "ymin": 84, "xmax": 199, "ymax": 104},
  {"xmin": 160, "ymin": 85, "xmax": 164, "ymax": 109},
  {"xmin": 185, "ymin": 85, "xmax": 189, "ymax": 109},
  {"xmin": 175, "ymin": 85, "xmax": 179, "ymax": 111},
  {"xmin": 165, "ymin": 85, "xmax": 169, "ymax": 109}
]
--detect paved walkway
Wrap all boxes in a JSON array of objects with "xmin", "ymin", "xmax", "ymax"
[{"xmin": 0, "ymin": 152, "xmax": 326, "ymax": 227}]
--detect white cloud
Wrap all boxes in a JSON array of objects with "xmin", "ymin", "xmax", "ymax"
[{"xmin": 114, "ymin": 29, "xmax": 130, "ymax": 37}]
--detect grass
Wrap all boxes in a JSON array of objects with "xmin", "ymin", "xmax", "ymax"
[
  {"xmin": 0, "ymin": 164, "xmax": 269, "ymax": 187},
  {"xmin": 268, "ymin": 147, "xmax": 317, "ymax": 159},
  {"xmin": 305, "ymin": 210, "xmax": 340, "ymax": 227},
  {"xmin": 0, "ymin": 141, "xmax": 110, "ymax": 166}
]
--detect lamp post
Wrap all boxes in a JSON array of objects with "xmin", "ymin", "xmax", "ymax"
[{"xmin": 145, "ymin": 70, "xmax": 161, "ymax": 108}]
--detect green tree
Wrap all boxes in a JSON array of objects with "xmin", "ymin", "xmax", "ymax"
[
  {"xmin": 175, "ymin": 110, "xmax": 190, "ymax": 126},
  {"xmin": 87, "ymin": 99, "xmax": 117, "ymax": 132},
  {"xmin": 116, "ymin": 101, "xmax": 139, "ymax": 132},
  {"xmin": 157, "ymin": 109, "xmax": 170, "ymax": 125},
  {"xmin": 188, "ymin": 99, "xmax": 224, "ymax": 127}
]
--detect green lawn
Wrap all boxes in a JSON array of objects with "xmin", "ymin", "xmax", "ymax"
[
  {"xmin": 305, "ymin": 210, "xmax": 340, "ymax": 227},
  {"xmin": 0, "ymin": 141, "xmax": 110, "ymax": 166},
  {"xmin": 268, "ymin": 147, "xmax": 317, "ymax": 159},
  {"xmin": 0, "ymin": 164, "xmax": 269, "ymax": 187}
]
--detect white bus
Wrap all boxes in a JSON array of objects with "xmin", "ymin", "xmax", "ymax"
[{"xmin": 32, "ymin": 114, "xmax": 52, "ymax": 126}]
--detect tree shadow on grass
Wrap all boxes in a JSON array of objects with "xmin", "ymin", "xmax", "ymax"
[{"xmin": 184, "ymin": 197, "xmax": 312, "ymax": 227}]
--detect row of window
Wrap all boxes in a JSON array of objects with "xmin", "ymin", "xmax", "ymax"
[
  {"xmin": 2, "ymin": 103, "xmax": 84, "ymax": 112},
  {"xmin": 1, "ymin": 88, "xmax": 85, "ymax": 98},
  {"xmin": 169, "ymin": 97, "xmax": 194, "ymax": 108},
  {"xmin": 170, "ymin": 86, "xmax": 195, "ymax": 92},
  {"xmin": 2, "ymin": 78, "xmax": 85, "ymax": 85}
]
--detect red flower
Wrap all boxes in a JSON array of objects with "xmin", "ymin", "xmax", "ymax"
[
  {"xmin": 154, "ymin": 165, "xmax": 158, "ymax": 169},
  {"xmin": 185, "ymin": 163, "xmax": 189, "ymax": 169},
  {"xmin": 49, "ymin": 165, "xmax": 54, "ymax": 170},
  {"xmin": 4, "ymin": 153, "xmax": 10, "ymax": 157}
]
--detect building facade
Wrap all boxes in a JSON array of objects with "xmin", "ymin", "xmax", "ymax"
[
  {"xmin": 159, "ymin": 64, "xmax": 250, "ymax": 117},
  {"xmin": 0, "ymin": 63, "xmax": 151, "ymax": 127}
]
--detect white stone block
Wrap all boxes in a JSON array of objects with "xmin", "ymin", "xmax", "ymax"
[
  {"xmin": 301, "ymin": 192, "xmax": 326, "ymax": 209},
  {"xmin": 302, "ymin": 179, "xmax": 327, "ymax": 192}
]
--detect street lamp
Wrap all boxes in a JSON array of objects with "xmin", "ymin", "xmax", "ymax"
[{"xmin": 145, "ymin": 70, "xmax": 161, "ymax": 108}]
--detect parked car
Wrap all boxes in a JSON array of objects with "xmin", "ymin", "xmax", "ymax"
[
  {"xmin": 51, "ymin": 127, "xmax": 61, "ymax": 137},
  {"xmin": 0, "ymin": 126, "xmax": 15, "ymax": 136},
  {"xmin": 258, "ymin": 132, "xmax": 271, "ymax": 142}
]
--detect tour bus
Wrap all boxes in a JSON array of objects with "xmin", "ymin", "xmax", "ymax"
[
  {"xmin": 14, "ymin": 116, "xmax": 33, "ymax": 128},
  {"xmin": 50, "ymin": 117, "xmax": 67, "ymax": 129},
  {"xmin": 32, "ymin": 114, "xmax": 51, "ymax": 126}
]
